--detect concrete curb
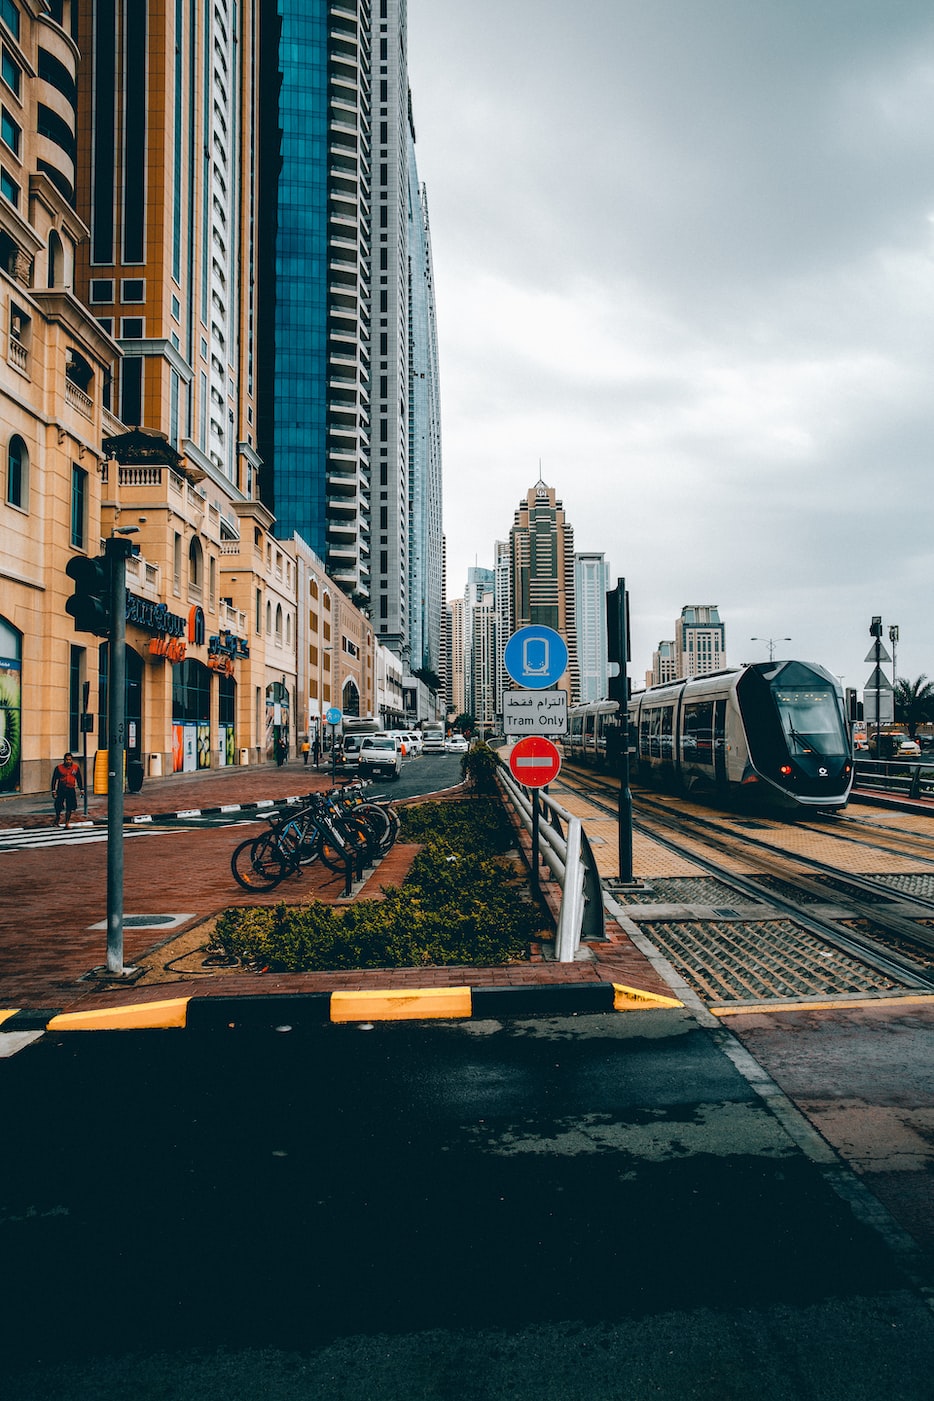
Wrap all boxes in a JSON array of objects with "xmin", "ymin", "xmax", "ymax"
[{"xmin": 2, "ymin": 981, "xmax": 683, "ymax": 1033}]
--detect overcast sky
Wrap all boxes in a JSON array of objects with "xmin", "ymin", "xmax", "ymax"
[{"xmin": 407, "ymin": 0, "xmax": 934, "ymax": 696}]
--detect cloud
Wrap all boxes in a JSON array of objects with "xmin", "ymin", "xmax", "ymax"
[{"xmin": 409, "ymin": 0, "xmax": 934, "ymax": 694}]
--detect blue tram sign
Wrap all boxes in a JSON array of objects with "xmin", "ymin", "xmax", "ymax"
[
  {"xmin": 503, "ymin": 625, "xmax": 569, "ymax": 690},
  {"xmin": 325, "ymin": 707, "xmax": 342, "ymax": 726}
]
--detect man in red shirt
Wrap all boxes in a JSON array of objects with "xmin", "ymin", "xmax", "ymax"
[{"xmin": 51, "ymin": 752, "xmax": 83, "ymax": 828}]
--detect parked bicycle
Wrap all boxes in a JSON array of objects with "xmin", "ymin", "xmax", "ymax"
[{"xmin": 230, "ymin": 786, "xmax": 398, "ymax": 892}]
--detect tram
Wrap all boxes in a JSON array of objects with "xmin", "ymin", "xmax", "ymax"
[{"xmin": 565, "ymin": 661, "xmax": 853, "ymax": 811}]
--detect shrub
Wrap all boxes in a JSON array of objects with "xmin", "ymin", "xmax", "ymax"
[{"xmin": 213, "ymin": 795, "xmax": 545, "ymax": 971}]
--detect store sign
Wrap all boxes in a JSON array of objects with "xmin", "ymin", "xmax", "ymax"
[{"xmin": 126, "ymin": 592, "xmax": 186, "ymax": 639}]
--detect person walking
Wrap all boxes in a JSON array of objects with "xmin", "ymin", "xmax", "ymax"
[
  {"xmin": 51, "ymin": 752, "xmax": 83, "ymax": 829},
  {"xmin": 312, "ymin": 733, "xmax": 321, "ymax": 767},
  {"xmin": 301, "ymin": 738, "xmax": 310, "ymax": 766}
]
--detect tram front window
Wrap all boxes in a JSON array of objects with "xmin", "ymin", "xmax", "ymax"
[{"xmin": 773, "ymin": 687, "xmax": 846, "ymax": 758}]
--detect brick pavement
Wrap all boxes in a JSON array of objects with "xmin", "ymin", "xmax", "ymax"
[{"xmin": 0, "ymin": 758, "xmax": 676, "ymax": 1021}]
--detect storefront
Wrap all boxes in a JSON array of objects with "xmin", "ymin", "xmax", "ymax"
[{"xmin": 0, "ymin": 617, "xmax": 22, "ymax": 793}]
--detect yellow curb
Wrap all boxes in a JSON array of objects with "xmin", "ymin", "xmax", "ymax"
[
  {"xmin": 0, "ymin": 1009, "xmax": 20, "ymax": 1028},
  {"xmin": 46, "ymin": 997, "xmax": 192, "ymax": 1032},
  {"xmin": 612, "ymin": 983, "xmax": 684, "ymax": 1011},
  {"xmin": 330, "ymin": 986, "xmax": 473, "ymax": 1023},
  {"xmin": 711, "ymin": 993, "xmax": 934, "ymax": 1017}
]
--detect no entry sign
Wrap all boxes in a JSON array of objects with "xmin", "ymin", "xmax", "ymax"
[{"xmin": 508, "ymin": 735, "xmax": 561, "ymax": 788}]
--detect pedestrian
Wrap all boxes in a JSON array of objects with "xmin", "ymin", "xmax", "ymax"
[
  {"xmin": 275, "ymin": 738, "xmax": 286, "ymax": 767},
  {"xmin": 301, "ymin": 738, "xmax": 310, "ymax": 766},
  {"xmin": 51, "ymin": 752, "xmax": 83, "ymax": 829},
  {"xmin": 312, "ymin": 733, "xmax": 321, "ymax": 767}
]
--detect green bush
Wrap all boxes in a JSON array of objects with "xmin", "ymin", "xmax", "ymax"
[{"xmin": 213, "ymin": 795, "xmax": 544, "ymax": 971}]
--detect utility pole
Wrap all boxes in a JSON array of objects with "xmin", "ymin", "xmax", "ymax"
[{"xmin": 105, "ymin": 532, "xmax": 136, "ymax": 974}]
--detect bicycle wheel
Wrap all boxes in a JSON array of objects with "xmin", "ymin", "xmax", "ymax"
[
  {"xmin": 317, "ymin": 815, "xmax": 375, "ymax": 872},
  {"xmin": 354, "ymin": 802, "xmax": 395, "ymax": 850},
  {"xmin": 230, "ymin": 832, "xmax": 287, "ymax": 891}
]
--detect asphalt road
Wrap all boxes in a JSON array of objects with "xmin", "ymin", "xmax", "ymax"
[{"xmin": 4, "ymin": 1008, "xmax": 934, "ymax": 1399}]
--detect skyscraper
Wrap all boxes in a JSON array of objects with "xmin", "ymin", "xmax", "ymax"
[
  {"xmin": 257, "ymin": 2, "xmax": 442, "ymax": 685},
  {"xmin": 508, "ymin": 479, "xmax": 579, "ymax": 702},
  {"xmin": 675, "ymin": 605, "xmax": 726, "ymax": 678},
  {"xmin": 574, "ymin": 552, "xmax": 610, "ymax": 702},
  {"xmin": 257, "ymin": 2, "xmax": 372, "ymax": 605}
]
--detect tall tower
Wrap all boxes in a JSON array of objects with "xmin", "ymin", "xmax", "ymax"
[
  {"xmin": 256, "ymin": 2, "xmax": 372, "ymax": 605},
  {"xmin": 405, "ymin": 148, "xmax": 443, "ymax": 678},
  {"xmin": 509, "ymin": 479, "xmax": 579, "ymax": 702},
  {"xmin": 574, "ymin": 552, "xmax": 610, "ymax": 702},
  {"xmin": 75, "ymin": 0, "xmax": 260, "ymax": 491},
  {"xmin": 675, "ymin": 605, "xmax": 726, "ymax": 679}
]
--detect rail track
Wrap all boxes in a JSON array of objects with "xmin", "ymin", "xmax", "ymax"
[{"xmin": 556, "ymin": 763, "xmax": 934, "ymax": 1008}]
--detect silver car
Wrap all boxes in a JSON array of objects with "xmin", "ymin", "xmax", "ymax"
[{"xmin": 359, "ymin": 734, "xmax": 402, "ymax": 779}]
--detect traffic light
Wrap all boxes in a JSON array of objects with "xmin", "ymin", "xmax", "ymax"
[
  {"xmin": 606, "ymin": 580, "xmax": 630, "ymax": 705},
  {"xmin": 870, "ymin": 616, "xmax": 883, "ymax": 638},
  {"xmin": 65, "ymin": 553, "xmax": 112, "ymax": 636}
]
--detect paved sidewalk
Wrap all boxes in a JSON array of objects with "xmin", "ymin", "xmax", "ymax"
[{"xmin": 0, "ymin": 758, "xmax": 677, "ymax": 1024}]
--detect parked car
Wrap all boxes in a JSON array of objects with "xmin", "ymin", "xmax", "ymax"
[
  {"xmin": 358, "ymin": 734, "xmax": 402, "ymax": 779},
  {"xmin": 446, "ymin": 734, "xmax": 469, "ymax": 753},
  {"xmin": 404, "ymin": 732, "xmax": 423, "ymax": 755},
  {"xmin": 894, "ymin": 738, "xmax": 922, "ymax": 758}
]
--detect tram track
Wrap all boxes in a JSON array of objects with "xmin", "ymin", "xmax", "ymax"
[{"xmin": 556, "ymin": 763, "xmax": 934, "ymax": 1007}]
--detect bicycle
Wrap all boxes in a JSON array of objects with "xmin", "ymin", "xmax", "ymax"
[{"xmin": 230, "ymin": 790, "xmax": 388, "ymax": 892}]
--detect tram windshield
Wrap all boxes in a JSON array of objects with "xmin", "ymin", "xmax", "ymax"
[{"xmin": 772, "ymin": 686, "xmax": 846, "ymax": 759}]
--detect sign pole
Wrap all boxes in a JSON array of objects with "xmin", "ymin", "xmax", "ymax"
[{"xmin": 531, "ymin": 789, "xmax": 541, "ymax": 899}]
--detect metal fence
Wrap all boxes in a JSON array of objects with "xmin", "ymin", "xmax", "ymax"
[
  {"xmin": 497, "ymin": 766, "xmax": 605, "ymax": 961},
  {"xmin": 854, "ymin": 758, "xmax": 934, "ymax": 802}
]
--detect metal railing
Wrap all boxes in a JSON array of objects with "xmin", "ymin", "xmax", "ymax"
[
  {"xmin": 854, "ymin": 758, "xmax": 934, "ymax": 802},
  {"xmin": 498, "ymin": 766, "xmax": 605, "ymax": 961}
]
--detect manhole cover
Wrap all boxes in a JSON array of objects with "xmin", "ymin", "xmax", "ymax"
[{"xmin": 88, "ymin": 913, "xmax": 195, "ymax": 932}]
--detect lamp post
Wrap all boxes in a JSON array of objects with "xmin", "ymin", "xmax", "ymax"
[
  {"xmin": 751, "ymin": 636, "xmax": 791, "ymax": 663},
  {"xmin": 889, "ymin": 624, "xmax": 899, "ymax": 695}
]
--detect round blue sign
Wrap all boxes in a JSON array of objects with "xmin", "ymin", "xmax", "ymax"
[
  {"xmin": 325, "ymin": 707, "xmax": 342, "ymax": 726},
  {"xmin": 503, "ymin": 626, "xmax": 569, "ymax": 690}
]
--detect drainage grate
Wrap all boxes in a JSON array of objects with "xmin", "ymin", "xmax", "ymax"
[
  {"xmin": 610, "ymin": 875, "xmax": 750, "ymax": 906},
  {"xmin": 813, "ymin": 875, "xmax": 896, "ymax": 905},
  {"xmin": 748, "ymin": 873, "xmax": 827, "ymax": 905},
  {"xmin": 868, "ymin": 872, "xmax": 934, "ymax": 900},
  {"xmin": 638, "ymin": 918, "xmax": 905, "ymax": 1004}
]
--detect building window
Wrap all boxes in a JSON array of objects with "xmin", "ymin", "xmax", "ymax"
[
  {"xmin": 0, "ymin": 0, "xmax": 19, "ymax": 41},
  {"xmin": 90, "ymin": 279, "xmax": 113, "ymax": 303},
  {"xmin": 1, "ymin": 105, "xmax": 20, "ymax": 157},
  {"xmin": 121, "ymin": 278, "xmax": 145, "ymax": 302},
  {"xmin": 188, "ymin": 537, "xmax": 203, "ymax": 595},
  {"xmin": 71, "ymin": 464, "xmax": 87, "ymax": 548},
  {"xmin": 1, "ymin": 47, "xmax": 20, "ymax": 97},
  {"xmin": 0, "ymin": 164, "xmax": 18, "ymax": 206},
  {"xmin": 6, "ymin": 433, "xmax": 26, "ymax": 508}
]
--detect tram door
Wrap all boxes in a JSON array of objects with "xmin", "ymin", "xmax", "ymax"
[{"xmin": 714, "ymin": 700, "xmax": 727, "ymax": 784}]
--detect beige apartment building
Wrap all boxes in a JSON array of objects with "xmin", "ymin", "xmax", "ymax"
[{"xmin": 0, "ymin": 2, "xmax": 377, "ymax": 796}]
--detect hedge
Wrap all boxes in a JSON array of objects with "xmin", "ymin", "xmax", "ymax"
[{"xmin": 212, "ymin": 798, "xmax": 544, "ymax": 971}]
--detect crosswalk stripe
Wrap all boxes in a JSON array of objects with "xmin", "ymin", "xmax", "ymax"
[{"xmin": 0, "ymin": 827, "xmax": 184, "ymax": 853}]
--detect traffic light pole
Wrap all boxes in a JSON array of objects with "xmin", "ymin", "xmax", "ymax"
[
  {"xmin": 607, "ymin": 578, "xmax": 633, "ymax": 883},
  {"xmin": 105, "ymin": 536, "xmax": 133, "ymax": 974}
]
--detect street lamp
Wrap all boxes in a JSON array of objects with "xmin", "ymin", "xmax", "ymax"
[{"xmin": 750, "ymin": 636, "xmax": 791, "ymax": 663}]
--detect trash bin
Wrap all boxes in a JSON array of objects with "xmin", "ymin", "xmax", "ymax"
[
  {"xmin": 239, "ymin": 748, "xmax": 250, "ymax": 765},
  {"xmin": 127, "ymin": 759, "xmax": 145, "ymax": 792},
  {"xmin": 149, "ymin": 752, "xmax": 162, "ymax": 778}
]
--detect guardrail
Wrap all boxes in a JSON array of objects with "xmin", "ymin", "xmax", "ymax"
[
  {"xmin": 497, "ymin": 766, "xmax": 605, "ymax": 961},
  {"xmin": 854, "ymin": 757, "xmax": 934, "ymax": 802}
]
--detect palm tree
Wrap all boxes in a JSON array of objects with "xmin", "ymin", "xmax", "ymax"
[{"xmin": 893, "ymin": 675, "xmax": 934, "ymax": 737}]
